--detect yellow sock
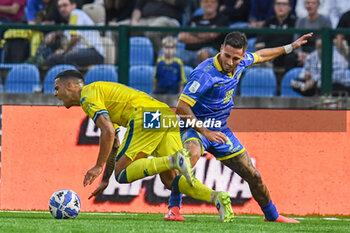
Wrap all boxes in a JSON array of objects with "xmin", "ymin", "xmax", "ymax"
[
  {"xmin": 177, "ymin": 175, "xmax": 213, "ymax": 203},
  {"xmin": 125, "ymin": 157, "xmax": 171, "ymax": 182}
]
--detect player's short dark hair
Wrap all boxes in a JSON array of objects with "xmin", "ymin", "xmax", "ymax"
[
  {"xmin": 55, "ymin": 69, "xmax": 84, "ymax": 83},
  {"xmin": 223, "ymin": 31, "xmax": 248, "ymax": 51}
]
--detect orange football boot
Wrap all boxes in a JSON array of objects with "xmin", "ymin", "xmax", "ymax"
[{"xmin": 164, "ymin": 207, "xmax": 185, "ymax": 221}]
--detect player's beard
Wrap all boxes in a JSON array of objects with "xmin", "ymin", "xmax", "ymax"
[{"xmin": 218, "ymin": 55, "xmax": 235, "ymax": 73}]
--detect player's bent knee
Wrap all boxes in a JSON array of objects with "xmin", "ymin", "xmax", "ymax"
[
  {"xmin": 184, "ymin": 140, "xmax": 202, "ymax": 162},
  {"xmin": 115, "ymin": 169, "xmax": 129, "ymax": 183},
  {"xmin": 189, "ymin": 147, "xmax": 201, "ymax": 157}
]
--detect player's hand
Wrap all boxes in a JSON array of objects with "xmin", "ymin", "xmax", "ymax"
[
  {"xmin": 201, "ymin": 129, "xmax": 227, "ymax": 144},
  {"xmin": 88, "ymin": 180, "xmax": 109, "ymax": 199},
  {"xmin": 83, "ymin": 165, "xmax": 103, "ymax": 187},
  {"xmin": 292, "ymin": 33, "xmax": 313, "ymax": 50}
]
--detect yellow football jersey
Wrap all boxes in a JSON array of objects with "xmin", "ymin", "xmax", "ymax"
[{"xmin": 80, "ymin": 82, "xmax": 168, "ymax": 128}]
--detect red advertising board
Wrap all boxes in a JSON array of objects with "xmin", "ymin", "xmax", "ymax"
[{"xmin": 1, "ymin": 106, "xmax": 350, "ymax": 215}]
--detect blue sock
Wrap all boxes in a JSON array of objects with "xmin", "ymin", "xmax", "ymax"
[
  {"xmin": 168, "ymin": 175, "xmax": 183, "ymax": 209},
  {"xmin": 260, "ymin": 200, "xmax": 279, "ymax": 221}
]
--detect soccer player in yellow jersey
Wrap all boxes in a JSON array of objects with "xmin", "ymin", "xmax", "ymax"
[{"xmin": 54, "ymin": 70, "xmax": 234, "ymax": 222}]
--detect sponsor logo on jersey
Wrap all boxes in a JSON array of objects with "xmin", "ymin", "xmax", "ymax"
[{"xmin": 189, "ymin": 81, "xmax": 200, "ymax": 93}]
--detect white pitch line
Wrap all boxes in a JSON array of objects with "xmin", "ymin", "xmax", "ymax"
[
  {"xmin": 0, "ymin": 210, "xmax": 349, "ymax": 221},
  {"xmin": 0, "ymin": 210, "xmax": 139, "ymax": 216}
]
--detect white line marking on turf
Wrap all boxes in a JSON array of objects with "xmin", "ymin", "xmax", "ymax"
[
  {"xmin": 0, "ymin": 210, "xmax": 349, "ymax": 221},
  {"xmin": 0, "ymin": 210, "xmax": 139, "ymax": 216}
]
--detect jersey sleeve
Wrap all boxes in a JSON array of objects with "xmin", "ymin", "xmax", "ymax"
[
  {"xmin": 179, "ymin": 71, "xmax": 212, "ymax": 107},
  {"xmin": 113, "ymin": 123, "xmax": 120, "ymax": 133},
  {"xmin": 175, "ymin": 58, "xmax": 187, "ymax": 84},
  {"xmin": 180, "ymin": 66, "xmax": 187, "ymax": 84},
  {"xmin": 26, "ymin": 0, "xmax": 39, "ymax": 21},
  {"xmin": 69, "ymin": 13, "xmax": 78, "ymax": 36},
  {"xmin": 243, "ymin": 52, "xmax": 259, "ymax": 67},
  {"xmin": 80, "ymin": 86, "xmax": 109, "ymax": 123}
]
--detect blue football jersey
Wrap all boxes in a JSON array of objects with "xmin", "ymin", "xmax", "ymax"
[{"xmin": 179, "ymin": 52, "xmax": 258, "ymax": 130}]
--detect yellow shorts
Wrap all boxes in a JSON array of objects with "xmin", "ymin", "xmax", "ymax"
[{"xmin": 116, "ymin": 107, "xmax": 183, "ymax": 161}]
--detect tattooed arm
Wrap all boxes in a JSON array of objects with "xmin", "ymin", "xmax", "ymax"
[
  {"xmin": 84, "ymin": 113, "xmax": 115, "ymax": 187},
  {"xmin": 102, "ymin": 132, "xmax": 120, "ymax": 182},
  {"xmin": 89, "ymin": 130, "xmax": 120, "ymax": 199}
]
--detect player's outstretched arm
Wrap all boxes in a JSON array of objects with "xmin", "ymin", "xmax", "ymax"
[
  {"xmin": 88, "ymin": 132, "xmax": 120, "ymax": 199},
  {"xmin": 84, "ymin": 113, "xmax": 115, "ymax": 187},
  {"xmin": 254, "ymin": 32, "xmax": 313, "ymax": 64}
]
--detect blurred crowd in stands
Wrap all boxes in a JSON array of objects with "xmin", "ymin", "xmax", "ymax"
[{"xmin": 0, "ymin": 0, "xmax": 350, "ymax": 96}]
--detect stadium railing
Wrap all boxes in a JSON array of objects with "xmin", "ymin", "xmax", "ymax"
[{"xmin": 0, "ymin": 24, "xmax": 350, "ymax": 108}]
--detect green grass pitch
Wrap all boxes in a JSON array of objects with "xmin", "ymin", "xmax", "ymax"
[{"xmin": 0, "ymin": 211, "xmax": 349, "ymax": 233}]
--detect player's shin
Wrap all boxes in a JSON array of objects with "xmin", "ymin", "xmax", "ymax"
[
  {"xmin": 172, "ymin": 175, "xmax": 213, "ymax": 203},
  {"xmin": 115, "ymin": 156, "xmax": 172, "ymax": 183},
  {"xmin": 115, "ymin": 149, "xmax": 193, "ymax": 184},
  {"xmin": 168, "ymin": 192, "xmax": 183, "ymax": 209}
]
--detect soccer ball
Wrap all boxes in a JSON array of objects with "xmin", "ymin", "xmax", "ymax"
[{"xmin": 49, "ymin": 189, "xmax": 81, "ymax": 219}]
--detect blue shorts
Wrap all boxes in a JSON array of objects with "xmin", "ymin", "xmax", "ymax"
[{"xmin": 180, "ymin": 127, "xmax": 245, "ymax": 161}]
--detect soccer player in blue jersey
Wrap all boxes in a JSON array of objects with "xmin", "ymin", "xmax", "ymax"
[{"xmin": 164, "ymin": 31, "xmax": 313, "ymax": 223}]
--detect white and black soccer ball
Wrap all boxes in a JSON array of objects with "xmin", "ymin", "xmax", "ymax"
[{"xmin": 49, "ymin": 189, "xmax": 81, "ymax": 219}]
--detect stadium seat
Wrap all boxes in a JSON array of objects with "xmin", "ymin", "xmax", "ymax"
[
  {"xmin": 240, "ymin": 67, "xmax": 277, "ymax": 97},
  {"xmin": 193, "ymin": 8, "xmax": 203, "ymax": 17},
  {"xmin": 183, "ymin": 65, "xmax": 193, "ymax": 80},
  {"xmin": 0, "ymin": 63, "xmax": 20, "ymax": 69},
  {"xmin": 84, "ymin": 64, "xmax": 118, "ymax": 85},
  {"xmin": 43, "ymin": 64, "xmax": 77, "ymax": 93},
  {"xmin": 0, "ymin": 63, "xmax": 20, "ymax": 85},
  {"xmin": 5, "ymin": 64, "xmax": 41, "ymax": 93},
  {"xmin": 129, "ymin": 65, "xmax": 155, "ymax": 94},
  {"xmin": 280, "ymin": 67, "xmax": 303, "ymax": 97},
  {"xmin": 247, "ymin": 37, "xmax": 256, "ymax": 53},
  {"xmin": 130, "ymin": 37, "xmax": 154, "ymax": 65},
  {"xmin": 229, "ymin": 22, "xmax": 249, "ymax": 28},
  {"xmin": 82, "ymin": 3, "xmax": 106, "ymax": 26}
]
